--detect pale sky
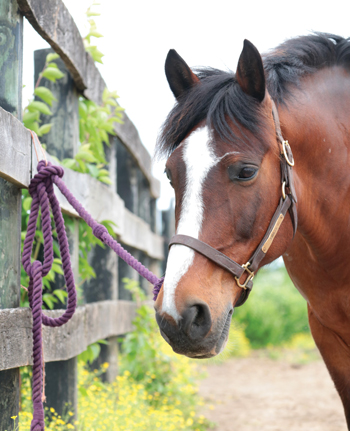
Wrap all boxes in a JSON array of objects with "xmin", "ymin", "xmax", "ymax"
[{"xmin": 22, "ymin": 0, "xmax": 350, "ymax": 208}]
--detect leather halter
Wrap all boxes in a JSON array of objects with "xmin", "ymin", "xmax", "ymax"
[{"xmin": 168, "ymin": 100, "xmax": 298, "ymax": 307}]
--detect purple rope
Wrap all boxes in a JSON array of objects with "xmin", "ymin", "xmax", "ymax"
[{"xmin": 22, "ymin": 161, "xmax": 163, "ymax": 430}]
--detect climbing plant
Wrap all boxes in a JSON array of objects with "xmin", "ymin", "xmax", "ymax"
[{"xmin": 21, "ymin": 3, "xmax": 123, "ymax": 309}]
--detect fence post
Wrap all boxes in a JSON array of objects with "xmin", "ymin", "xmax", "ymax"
[
  {"xmin": 85, "ymin": 137, "xmax": 120, "ymax": 382},
  {"xmin": 0, "ymin": 1, "xmax": 23, "ymax": 429},
  {"xmin": 34, "ymin": 48, "xmax": 79, "ymax": 421},
  {"xmin": 116, "ymin": 138, "xmax": 144, "ymax": 298}
]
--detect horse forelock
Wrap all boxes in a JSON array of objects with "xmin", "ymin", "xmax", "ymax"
[{"xmin": 156, "ymin": 69, "xmax": 267, "ymax": 161}]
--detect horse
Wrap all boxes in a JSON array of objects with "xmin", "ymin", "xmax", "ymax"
[{"xmin": 153, "ymin": 33, "xmax": 350, "ymax": 427}]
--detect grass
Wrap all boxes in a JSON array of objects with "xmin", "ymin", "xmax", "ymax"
[{"xmin": 233, "ymin": 264, "xmax": 310, "ymax": 349}]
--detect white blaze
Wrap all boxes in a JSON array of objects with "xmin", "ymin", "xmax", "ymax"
[{"xmin": 162, "ymin": 126, "xmax": 219, "ymax": 321}]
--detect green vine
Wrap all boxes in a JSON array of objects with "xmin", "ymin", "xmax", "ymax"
[
  {"xmin": 20, "ymin": 3, "xmax": 123, "ymax": 311},
  {"xmin": 83, "ymin": 2, "xmax": 104, "ymax": 64}
]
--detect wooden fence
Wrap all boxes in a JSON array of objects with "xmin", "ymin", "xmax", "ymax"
[{"xmin": 0, "ymin": 0, "xmax": 169, "ymax": 428}]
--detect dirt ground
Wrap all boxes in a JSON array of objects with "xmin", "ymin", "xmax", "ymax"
[{"xmin": 199, "ymin": 354, "xmax": 347, "ymax": 431}]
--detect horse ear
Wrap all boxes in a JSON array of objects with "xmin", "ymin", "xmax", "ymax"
[
  {"xmin": 165, "ymin": 49, "xmax": 199, "ymax": 99},
  {"xmin": 236, "ymin": 40, "xmax": 266, "ymax": 102}
]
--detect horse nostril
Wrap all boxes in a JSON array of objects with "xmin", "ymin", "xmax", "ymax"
[{"xmin": 181, "ymin": 302, "xmax": 212, "ymax": 340}]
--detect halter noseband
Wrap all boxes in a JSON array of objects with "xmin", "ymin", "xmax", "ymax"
[{"xmin": 168, "ymin": 100, "xmax": 297, "ymax": 307}]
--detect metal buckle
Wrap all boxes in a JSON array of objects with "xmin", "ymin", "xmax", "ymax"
[
  {"xmin": 235, "ymin": 263, "xmax": 254, "ymax": 289},
  {"xmin": 282, "ymin": 181, "xmax": 286, "ymax": 200},
  {"xmin": 282, "ymin": 140, "xmax": 295, "ymax": 167}
]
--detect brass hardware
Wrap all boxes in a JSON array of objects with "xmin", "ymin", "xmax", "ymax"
[
  {"xmin": 262, "ymin": 214, "xmax": 285, "ymax": 253},
  {"xmin": 282, "ymin": 140, "xmax": 295, "ymax": 167},
  {"xmin": 282, "ymin": 181, "xmax": 286, "ymax": 200},
  {"xmin": 235, "ymin": 263, "xmax": 254, "ymax": 289}
]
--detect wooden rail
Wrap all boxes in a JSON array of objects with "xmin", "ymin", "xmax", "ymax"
[{"xmin": 0, "ymin": 300, "xmax": 136, "ymax": 370}]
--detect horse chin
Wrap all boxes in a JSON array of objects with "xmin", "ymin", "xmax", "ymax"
[{"xmin": 159, "ymin": 308, "xmax": 232, "ymax": 359}]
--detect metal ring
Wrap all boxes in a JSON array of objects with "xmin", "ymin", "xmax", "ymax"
[
  {"xmin": 282, "ymin": 181, "xmax": 286, "ymax": 200},
  {"xmin": 235, "ymin": 263, "xmax": 254, "ymax": 289},
  {"xmin": 282, "ymin": 141, "xmax": 295, "ymax": 167}
]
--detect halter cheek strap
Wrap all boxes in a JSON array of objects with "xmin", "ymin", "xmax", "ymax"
[{"xmin": 168, "ymin": 100, "xmax": 297, "ymax": 307}]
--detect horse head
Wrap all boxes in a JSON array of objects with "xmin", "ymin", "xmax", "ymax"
[{"xmin": 154, "ymin": 40, "xmax": 295, "ymax": 358}]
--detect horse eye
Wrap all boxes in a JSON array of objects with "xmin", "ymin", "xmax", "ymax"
[
  {"xmin": 228, "ymin": 164, "xmax": 258, "ymax": 182},
  {"xmin": 164, "ymin": 168, "xmax": 173, "ymax": 187},
  {"xmin": 238, "ymin": 166, "xmax": 258, "ymax": 180}
]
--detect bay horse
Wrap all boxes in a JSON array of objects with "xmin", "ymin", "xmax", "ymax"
[{"xmin": 154, "ymin": 33, "xmax": 350, "ymax": 426}]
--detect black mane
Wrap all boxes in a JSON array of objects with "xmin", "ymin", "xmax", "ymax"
[
  {"xmin": 156, "ymin": 33, "xmax": 350, "ymax": 159},
  {"xmin": 264, "ymin": 33, "xmax": 350, "ymax": 103}
]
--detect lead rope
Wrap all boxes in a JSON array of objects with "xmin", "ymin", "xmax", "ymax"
[{"xmin": 22, "ymin": 158, "xmax": 163, "ymax": 431}]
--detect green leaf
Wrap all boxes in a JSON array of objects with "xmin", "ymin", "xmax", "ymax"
[
  {"xmin": 96, "ymin": 169, "xmax": 109, "ymax": 178},
  {"xmin": 62, "ymin": 158, "xmax": 77, "ymax": 170},
  {"xmin": 34, "ymin": 87, "xmax": 57, "ymax": 106},
  {"xmin": 53, "ymin": 289, "xmax": 67, "ymax": 303},
  {"xmin": 24, "ymin": 121, "xmax": 40, "ymax": 135},
  {"xmin": 97, "ymin": 339, "xmax": 109, "ymax": 345},
  {"xmin": 46, "ymin": 62, "xmax": 58, "ymax": 69},
  {"xmin": 23, "ymin": 197, "xmax": 32, "ymax": 212},
  {"xmin": 27, "ymin": 101, "xmax": 52, "ymax": 116},
  {"xmin": 38, "ymin": 123, "xmax": 52, "ymax": 135},
  {"xmin": 42, "ymin": 67, "xmax": 65, "ymax": 82},
  {"xmin": 89, "ymin": 343, "xmax": 101, "ymax": 361},
  {"xmin": 89, "ymin": 30, "xmax": 103, "ymax": 38},
  {"xmin": 98, "ymin": 175, "xmax": 112, "ymax": 185},
  {"xmin": 75, "ymin": 150, "xmax": 97, "ymax": 163},
  {"xmin": 52, "ymin": 263, "xmax": 64, "ymax": 275},
  {"xmin": 23, "ymin": 110, "xmax": 40, "ymax": 123},
  {"xmin": 86, "ymin": 11, "xmax": 100, "ymax": 17},
  {"xmin": 86, "ymin": 163, "xmax": 100, "ymax": 178},
  {"xmin": 101, "ymin": 220, "xmax": 117, "ymax": 237},
  {"xmin": 85, "ymin": 46, "xmax": 104, "ymax": 63},
  {"xmin": 78, "ymin": 386, "xmax": 89, "ymax": 397},
  {"xmin": 42, "ymin": 293, "xmax": 58, "ymax": 310},
  {"xmin": 46, "ymin": 52, "xmax": 59, "ymax": 63}
]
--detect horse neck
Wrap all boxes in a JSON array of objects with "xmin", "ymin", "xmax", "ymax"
[{"xmin": 279, "ymin": 66, "xmax": 350, "ymax": 268}]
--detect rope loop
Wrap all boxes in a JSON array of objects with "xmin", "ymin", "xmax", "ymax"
[
  {"xmin": 23, "ymin": 160, "xmax": 164, "ymax": 430},
  {"xmin": 29, "ymin": 161, "xmax": 64, "ymax": 197}
]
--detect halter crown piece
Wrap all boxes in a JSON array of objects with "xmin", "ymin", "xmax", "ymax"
[
  {"xmin": 23, "ymin": 160, "xmax": 163, "ymax": 431},
  {"xmin": 168, "ymin": 100, "xmax": 298, "ymax": 307}
]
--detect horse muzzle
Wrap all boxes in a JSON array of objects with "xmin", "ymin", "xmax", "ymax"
[{"xmin": 155, "ymin": 301, "xmax": 233, "ymax": 358}]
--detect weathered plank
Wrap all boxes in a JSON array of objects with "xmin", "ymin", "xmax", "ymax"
[
  {"xmin": 17, "ymin": 0, "xmax": 105, "ymax": 104},
  {"xmin": 123, "ymin": 208, "xmax": 163, "ymax": 260},
  {"xmin": 0, "ymin": 300, "xmax": 137, "ymax": 371},
  {"xmin": 115, "ymin": 120, "xmax": 160, "ymax": 199},
  {"xmin": 0, "ymin": 107, "xmax": 31, "ymax": 188},
  {"xmin": 0, "ymin": 1, "xmax": 23, "ymax": 428}
]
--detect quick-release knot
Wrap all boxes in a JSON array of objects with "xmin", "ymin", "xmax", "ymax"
[
  {"xmin": 93, "ymin": 224, "xmax": 108, "ymax": 241},
  {"xmin": 29, "ymin": 161, "xmax": 64, "ymax": 196}
]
